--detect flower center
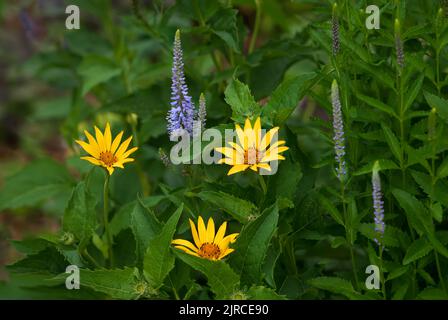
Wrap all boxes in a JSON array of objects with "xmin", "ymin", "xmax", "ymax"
[
  {"xmin": 99, "ymin": 151, "xmax": 117, "ymax": 167},
  {"xmin": 198, "ymin": 243, "xmax": 221, "ymax": 259},
  {"xmin": 245, "ymin": 147, "xmax": 264, "ymax": 165}
]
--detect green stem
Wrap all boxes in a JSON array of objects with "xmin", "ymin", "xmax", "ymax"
[
  {"xmin": 248, "ymin": 0, "xmax": 261, "ymax": 54},
  {"xmin": 435, "ymin": 251, "xmax": 447, "ymax": 294},
  {"xmin": 379, "ymin": 246, "xmax": 387, "ymax": 299},
  {"xmin": 103, "ymin": 172, "xmax": 114, "ymax": 267},
  {"xmin": 82, "ymin": 249, "xmax": 101, "ymax": 268},
  {"xmin": 341, "ymin": 183, "xmax": 360, "ymax": 290},
  {"xmin": 258, "ymin": 174, "xmax": 267, "ymax": 195}
]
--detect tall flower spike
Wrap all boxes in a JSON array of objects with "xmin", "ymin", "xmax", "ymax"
[
  {"xmin": 167, "ymin": 29, "xmax": 195, "ymax": 137},
  {"xmin": 331, "ymin": 3, "xmax": 340, "ymax": 57},
  {"xmin": 198, "ymin": 93, "xmax": 207, "ymax": 131},
  {"xmin": 331, "ymin": 80, "xmax": 346, "ymax": 181},
  {"xmin": 372, "ymin": 161, "xmax": 385, "ymax": 246},
  {"xmin": 394, "ymin": 19, "xmax": 405, "ymax": 72}
]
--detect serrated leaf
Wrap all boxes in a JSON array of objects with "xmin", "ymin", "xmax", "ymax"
[
  {"xmin": 404, "ymin": 73, "xmax": 424, "ymax": 111},
  {"xmin": 308, "ymin": 277, "xmax": 362, "ymax": 299},
  {"xmin": 78, "ymin": 55, "xmax": 121, "ymax": 95},
  {"xmin": 63, "ymin": 181, "xmax": 98, "ymax": 249},
  {"xmin": 224, "ymin": 79, "xmax": 260, "ymax": 123},
  {"xmin": 353, "ymin": 159, "xmax": 399, "ymax": 176},
  {"xmin": 318, "ymin": 195, "xmax": 344, "ymax": 227},
  {"xmin": 131, "ymin": 196, "xmax": 162, "ymax": 267},
  {"xmin": 247, "ymin": 286, "xmax": 286, "ymax": 300},
  {"xmin": 196, "ymin": 191, "xmax": 258, "ymax": 223},
  {"xmin": 0, "ymin": 159, "xmax": 74, "ymax": 211},
  {"xmin": 392, "ymin": 189, "xmax": 433, "ymax": 236},
  {"xmin": 143, "ymin": 204, "xmax": 183, "ymax": 289},
  {"xmin": 174, "ymin": 251, "xmax": 240, "ymax": 299},
  {"xmin": 381, "ymin": 123, "xmax": 402, "ymax": 163},
  {"xmin": 77, "ymin": 268, "xmax": 140, "ymax": 299},
  {"xmin": 358, "ymin": 223, "xmax": 401, "ymax": 248},
  {"xmin": 230, "ymin": 203, "xmax": 279, "ymax": 285},
  {"xmin": 424, "ymin": 91, "xmax": 448, "ymax": 122},
  {"xmin": 403, "ymin": 238, "xmax": 432, "ymax": 265},
  {"xmin": 356, "ymin": 93, "xmax": 398, "ymax": 118},
  {"xmin": 261, "ymin": 73, "xmax": 316, "ymax": 126}
]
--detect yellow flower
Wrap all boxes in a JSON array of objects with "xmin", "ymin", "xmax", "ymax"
[
  {"xmin": 75, "ymin": 122, "xmax": 138, "ymax": 175},
  {"xmin": 215, "ymin": 117, "xmax": 288, "ymax": 175},
  {"xmin": 172, "ymin": 217, "xmax": 238, "ymax": 260}
]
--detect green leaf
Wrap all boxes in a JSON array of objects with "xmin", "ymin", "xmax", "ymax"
[
  {"xmin": 247, "ymin": 286, "xmax": 286, "ymax": 300},
  {"xmin": 261, "ymin": 73, "xmax": 316, "ymax": 126},
  {"xmin": 358, "ymin": 223, "xmax": 401, "ymax": 248},
  {"xmin": 424, "ymin": 91, "xmax": 448, "ymax": 122},
  {"xmin": 209, "ymin": 8, "xmax": 240, "ymax": 53},
  {"xmin": 418, "ymin": 288, "xmax": 448, "ymax": 300},
  {"xmin": 76, "ymin": 268, "xmax": 141, "ymax": 299},
  {"xmin": 404, "ymin": 73, "xmax": 424, "ymax": 111},
  {"xmin": 0, "ymin": 159, "xmax": 74, "ymax": 211},
  {"xmin": 224, "ymin": 79, "xmax": 260, "ymax": 123},
  {"xmin": 392, "ymin": 189, "xmax": 433, "ymax": 236},
  {"xmin": 196, "ymin": 191, "xmax": 258, "ymax": 223},
  {"xmin": 131, "ymin": 196, "xmax": 162, "ymax": 267},
  {"xmin": 308, "ymin": 277, "xmax": 362, "ymax": 299},
  {"xmin": 63, "ymin": 181, "xmax": 98, "ymax": 249},
  {"xmin": 356, "ymin": 93, "xmax": 398, "ymax": 119},
  {"xmin": 437, "ymin": 157, "xmax": 448, "ymax": 179},
  {"xmin": 7, "ymin": 246, "xmax": 68, "ymax": 276},
  {"xmin": 230, "ymin": 203, "xmax": 279, "ymax": 285},
  {"xmin": 381, "ymin": 123, "xmax": 402, "ymax": 163},
  {"xmin": 143, "ymin": 204, "xmax": 183, "ymax": 289},
  {"xmin": 403, "ymin": 238, "xmax": 432, "ymax": 265},
  {"xmin": 78, "ymin": 55, "xmax": 121, "ymax": 95},
  {"xmin": 274, "ymin": 159, "xmax": 302, "ymax": 202},
  {"xmin": 318, "ymin": 195, "xmax": 344, "ymax": 227},
  {"xmin": 353, "ymin": 159, "xmax": 399, "ymax": 176},
  {"xmin": 174, "ymin": 251, "xmax": 240, "ymax": 299}
]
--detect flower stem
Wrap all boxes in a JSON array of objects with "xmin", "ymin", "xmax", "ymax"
[
  {"xmin": 258, "ymin": 174, "xmax": 267, "ymax": 195},
  {"xmin": 379, "ymin": 246, "xmax": 387, "ymax": 299},
  {"xmin": 248, "ymin": 0, "xmax": 261, "ymax": 54},
  {"xmin": 103, "ymin": 172, "xmax": 114, "ymax": 267}
]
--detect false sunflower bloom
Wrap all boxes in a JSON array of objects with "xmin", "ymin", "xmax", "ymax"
[
  {"xmin": 215, "ymin": 117, "xmax": 288, "ymax": 175},
  {"xmin": 172, "ymin": 217, "xmax": 238, "ymax": 260},
  {"xmin": 75, "ymin": 123, "xmax": 138, "ymax": 175}
]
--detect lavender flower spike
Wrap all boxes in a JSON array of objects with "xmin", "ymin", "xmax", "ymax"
[
  {"xmin": 331, "ymin": 80, "xmax": 346, "ymax": 181},
  {"xmin": 198, "ymin": 93, "xmax": 207, "ymax": 130},
  {"xmin": 372, "ymin": 161, "xmax": 385, "ymax": 246},
  {"xmin": 167, "ymin": 29, "xmax": 195, "ymax": 137}
]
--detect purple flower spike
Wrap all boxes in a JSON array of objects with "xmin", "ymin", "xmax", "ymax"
[
  {"xmin": 372, "ymin": 162, "xmax": 385, "ymax": 246},
  {"xmin": 167, "ymin": 29, "xmax": 195, "ymax": 137},
  {"xmin": 331, "ymin": 80, "xmax": 346, "ymax": 181}
]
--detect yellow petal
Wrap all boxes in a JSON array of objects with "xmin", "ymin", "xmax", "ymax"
[
  {"xmin": 94, "ymin": 126, "xmax": 106, "ymax": 152},
  {"xmin": 112, "ymin": 162, "xmax": 124, "ymax": 169},
  {"xmin": 197, "ymin": 216, "xmax": 207, "ymax": 244},
  {"xmin": 220, "ymin": 233, "xmax": 239, "ymax": 248},
  {"xmin": 76, "ymin": 140, "xmax": 100, "ymax": 158},
  {"xmin": 262, "ymin": 153, "xmax": 285, "ymax": 162},
  {"xmin": 250, "ymin": 164, "xmax": 258, "ymax": 172},
  {"xmin": 173, "ymin": 246, "xmax": 200, "ymax": 257},
  {"xmin": 227, "ymin": 164, "xmax": 249, "ymax": 175},
  {"xmin": 206, "ymin": 218, "xmax": 215, "ymax": 243},
  {"xmin": 104, "ymin": 122, "xmax": 112, "ymax": 151},
  {"xmin": 235, "ymin": 125, "xmax": 248, "ymax": 150},
  {"xmin": 84, "ymin": 130, "xmax": 100, "ymax": 152},
  {"xmin": 218, "ymin": 158, "xmax": 237, "ymax": 165},
  {"xmin": 215, "ymin": 147, "xmax": 239, "ymax": 159},
  {"xmin": 172, "ymin": 239, "xmax": 198, "ymax": 252},
  {"xmin": 260, "ymin": 127, "xmax": 279, "ymax": 150},
  {"xmin": 80, "ymin": 156, "xmax": 101, "ymax": 166},
  {"xmin": 189, "ymin": 219, "xmax": 201, "ymax": 247},
  {"xmin": 257, "ymin": 163, "xmax": 272, "ymax": 171},
  {"xmin": 106, "ymin": 166, "xmax": 114, "ymax": 175},
  {"xmin": 119, "ymin": 147, "xmax": 138, "ymax": 160},
  {"xmin": 269, "ymin": 140, "xmax": 286, "ymax": 150},
  {"xmin": 219, "ymin": 248, "xmax": 235, "ymax": 259},
  {"xmin": 120, "ymin": 158, "xmax": 135, "ymax": 164},
  {"xmin": 253, "ymin": 117, "xmax": 262, "ymax": 149},
  {"xmin": 110, "ymin": 131, "xmax": 123, "ymax": 154},
  {"xmin": 228, "ymin": 141, "xmax": 244, "ymax": 154},
  {"xmin": 271, "ymin": 146, "xmax": 289, "ymax": 154},
  {"xmin": 114, "ymin": 136, "xmax": 133, "ymax": 158},
  {"xmin": 214, "ymin": 221, "xmax": 227, "ymax": 244},
  {"xmin": 244, "ymin": 118, "xmax": 252, "ymax": 131}
]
